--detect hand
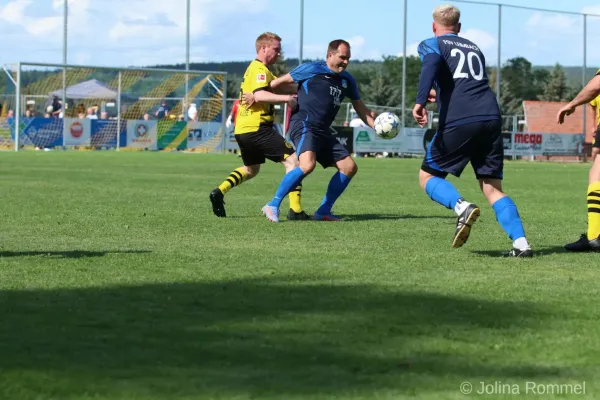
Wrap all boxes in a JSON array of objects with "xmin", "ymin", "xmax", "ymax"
[
  {"xmin": 412, "ymin": 104, "xmax": 428, "ymax": 127},
  {"xmin": 557, "ymin": 103, "xmax": 576, "ymax": 124},
  {"xmin": 427, "ymin": 89, "xmax": 437, "ymax": 103},
  {"xmin": 242, "ymin": 92, "xmax": 255, "ymax": 107},
  {"xmin": 287, "ymin": 95, "xmax": 297, "ymax": 110}
]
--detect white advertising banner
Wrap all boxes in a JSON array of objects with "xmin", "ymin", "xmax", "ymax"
[
  {"xmin": 353, "ymin": 127, "xmax": 427, "ymax": 153},
  {"xmin": 126, "ymin": 120, "xmax": 157, "ymax": 150},
  {"xmin": 63, "ymin": 118, "xmax": 91, "ymax": 146},
  {"xmin": 187, "ymin": 121, "xmax": 223, "ymax": 149},
  {"xmin": 504, "ymin": 132, "xmax": 584, "ymax": 156}
]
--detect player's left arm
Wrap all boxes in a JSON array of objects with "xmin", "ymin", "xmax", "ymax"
[
  {"xmin": 558, "ymin": 74, "xmax": 600, "ymax": 124},
  {"xmin": 347, "ymin": 75, "xmax": 375, "ymax": 129},
  {"xmin": 351, "ymin": 100, "xmax": 375, "ymax": 129}
]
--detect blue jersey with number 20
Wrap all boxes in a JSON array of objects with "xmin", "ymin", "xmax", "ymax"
[{"xmin": 416, "ymin": 33, "xmax": 500, "ymax": 129}]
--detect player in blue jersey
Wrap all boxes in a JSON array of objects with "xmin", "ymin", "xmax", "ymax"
[
  {"xmin": 413, "ymin": 4, "xmax": 532, "ymax": 257},
  {"xmin": 247, "ymin": 39, "xmax": 375, "ymax": 222}
]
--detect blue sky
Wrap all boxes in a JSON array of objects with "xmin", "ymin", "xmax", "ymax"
[{"xmin": 1, "ymin": 0, "xmax": 599, "ymax": 69}]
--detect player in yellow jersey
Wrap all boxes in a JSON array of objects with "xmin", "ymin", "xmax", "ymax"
[
  {"xmin": 558, "ymin": 69, "xmax": 600, "ymax": 251},
  {"xmin": 589, "ymin": 71, "xmax": 600, "ymax": 161},
  {"xmin": 209, "ymin": 32, "xmax": 310, "ymax": 220}
]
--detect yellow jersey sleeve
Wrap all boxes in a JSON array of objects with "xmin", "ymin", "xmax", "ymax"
[{"xmin": 591, "ymin": 98, "xmax": 597, "ymax": 107}]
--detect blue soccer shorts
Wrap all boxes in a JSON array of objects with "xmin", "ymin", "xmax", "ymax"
[{"xmin": 421, "ymin": 119, "xmax": 504, "ymax": 179}]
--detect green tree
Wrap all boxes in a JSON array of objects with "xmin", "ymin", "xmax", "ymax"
[
  {"xmin": 269, "ymin": 51, "xmax": 289, "ymax": 77},
  {"xmin": 539, "ymin": 63, "xmax": 569, "ymax": 102},
  {"xmin": 360, "ymin": 68, "xmax": 393, "ymax": 107}
]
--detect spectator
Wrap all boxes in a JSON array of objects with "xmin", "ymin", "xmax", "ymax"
[
  {"xmin": 143, "ymin": 113, "xmax": 150, "ymax": 121},
  {"xmin": 100, "ymin": 111, "xmax": 108, "ymax": 120},
  {"xmin": 155, "ymin": 101, "xmax": 170, "ymax": 119},
  {"xmin": 188, "ymin": 103, "xmax": 198, "ymax": 121},
  {"xmin": 226, "ymin": 99, "xmax": 240, "ymax": 128},
  {"xmin": 49, "ymin": 96, "xmax": 61, "ymax": 118},
  {"xmin": 86, "ymin": 107, "xmax": 98, "ymax": 119}
]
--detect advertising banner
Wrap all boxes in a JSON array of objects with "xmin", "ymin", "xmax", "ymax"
[
  {"xmin": 63, "ymin": 118, "xmax": 91, "ymax": 146},
  {"xmin": 126, "ymin": 120, "xmax": 157, "ymax": 150}
]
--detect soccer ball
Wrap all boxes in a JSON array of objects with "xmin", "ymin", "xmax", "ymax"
[{"xmin": 374, "ymin": 112, "xmax": 400, "ymax": 139}]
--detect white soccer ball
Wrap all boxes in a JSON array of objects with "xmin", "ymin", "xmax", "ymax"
[{"xmin": 374, "ymin": 112, "xmax": 400, "ymax": 139}]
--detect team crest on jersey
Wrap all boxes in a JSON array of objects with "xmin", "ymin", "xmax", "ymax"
[
  {"xmin": 256, "ymin": 73, "xmax": 267, "ymax": 83},
  {"xmin": 341, "ymin": 79, "xmax": 348, "ymax": 88}
]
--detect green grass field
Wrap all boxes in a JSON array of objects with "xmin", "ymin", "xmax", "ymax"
[{"xmin": 1, "ymin": 152, "xmax": 599, "ymax": 400}]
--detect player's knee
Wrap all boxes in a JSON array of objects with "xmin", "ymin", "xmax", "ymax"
[
  {"xmin": 419, "ymin": 169, "xmax": 434, "ymax": 190},
  {"xmin": 282, "ymin": 154, "xmax": 299, "ymax": 168},
  {"xmin": 589, "ymin": 158, "xmax": 600, "ymax": 184},
  {"xmin": 342, "ymin": 161, "xmax": 358, "ymax": 177},
  {"xmin": 299, "ymin": 160, "xmax": 316, "ymax": 174},
  {"xmin": 244, "ymin": 165, "xmax": 260, "ymax": 179}
]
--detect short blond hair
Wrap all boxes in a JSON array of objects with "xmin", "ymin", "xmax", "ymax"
[
  {"xmin": 255, "ymin": 32, "xmax": 281, "ymax": 53},
  {"xmin": 433, "ymin": 4, "xmax": 460, "ymax": 26}
]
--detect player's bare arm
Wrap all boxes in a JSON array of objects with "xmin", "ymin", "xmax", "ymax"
[
  {"xmin": 351, "ymin": 99, "xmax": 375, "ymax": 129},
  {"xmin": 241, "ymin": 91, "xmax": 297, "ymax": 110},
  {"xmin": 428, "ymin": 89, "xmax": 437, "ymax": 103},
  {"xmin": 558, "ymin": 75, "xmax": 600, "ymax": 124}
]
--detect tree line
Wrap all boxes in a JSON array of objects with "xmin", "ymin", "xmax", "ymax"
[{"xmin": 0, "ymin": 55, "xmax": 592, "ymax": 117}]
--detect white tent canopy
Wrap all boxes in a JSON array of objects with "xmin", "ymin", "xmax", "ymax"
[{"xmin": 49, "ymin": 79, "xmax": 118, "ymax": 99}]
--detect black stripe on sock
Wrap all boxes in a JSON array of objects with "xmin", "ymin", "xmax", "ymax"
[
  {"xmin": 588, "ymin": 207, "xmax": 600, "ymax": 213},
  {"xmin": 226, "ymin": 178, "xmax": 236, "ymax": 188},
  {"xmin": 589, "ymin": 191, "xmax": 600, "ymax": 197},
  {"xmin": 232, "ymin": 170, "xmax": 244, "ymax": 182},
  {"xmin": 588, "ymin": 199, "xmax": 600, "ymax": 205},
  {"xmin": 229, "ymin": 173, "xmax": 240, "ymax": 185}
]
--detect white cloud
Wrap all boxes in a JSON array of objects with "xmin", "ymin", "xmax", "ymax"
[
  {"xmin": 581, "ymin": 5, "xmax": 600, "ymax": 15},
  {"xmin": 461, "ymin": 29, "xmax": 495, "ymax": 52},
  {"xmin": 397, "ymin": 42, "xmax": 419, "ymax": 58},
  {"xmin": 526, "ymin": 12, "xmax": 579, "ymax": 33},
  {"xmin": 0, "ymin": 0, "xmax": 270, "ymax": 66}
]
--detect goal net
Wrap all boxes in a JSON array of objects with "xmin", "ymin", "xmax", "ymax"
[{"xmin": 6, "ymin": 62, "xmax": 227, "ymax": 152}]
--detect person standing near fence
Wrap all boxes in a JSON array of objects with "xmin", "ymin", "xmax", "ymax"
[{"xmin": 557, "ymin": 70, "xmax": 600, "ymax": 251}]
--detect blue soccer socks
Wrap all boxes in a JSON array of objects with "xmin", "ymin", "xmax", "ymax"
[
  {"xmin": 268, "ymin": 167, "xmax": 306, "ymax": 209},
  {"xmin": 492, "ymin": 196, "xmax": 527, "ymax": 243},
  {"xmin": 425, "ymin": 177, "xmax": 461, "ymax": 210},
  {"xmin": 316, "ymin": 171, "xmax": 352, "ymax": 215}
]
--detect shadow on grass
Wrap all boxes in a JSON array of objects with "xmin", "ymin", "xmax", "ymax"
[
  {"xmin": 471, "ymin": 246, "xmax": 567, "ymax": 258},
  {"xmin": 0, "ymin": 278, "xmax": 567, "ymax": 398},
  {"xmin": 0, "ymin": 250, "xmax": 151, "ymax": 258},
  {"xmin": 340, "ymin": 213, "xmax": 454, "ymax": 222}
]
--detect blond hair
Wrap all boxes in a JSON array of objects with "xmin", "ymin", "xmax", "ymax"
[
  {"xmin": 433, "ymin": 4, "xmax": 460, "ymax": 27},
  {"xmin": 255, "ymin": 32, "xmax": 282, "ymax": 53}
]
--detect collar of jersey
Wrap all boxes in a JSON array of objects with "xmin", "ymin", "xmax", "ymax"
[
  {"xmin": 440, "ymin": 33, "xmax": 458, "ymax": 37},
  {"xmin": 319, "ymin": 60, "xmax": 342, "ymax": 75}
]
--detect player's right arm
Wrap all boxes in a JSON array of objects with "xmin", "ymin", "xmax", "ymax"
[
  {"xmin": 413, "ymin": 38, "xmax": 442, "ymax": 127},
  {"xmin": 558, "ymin": 74, "xmax": 600, "ymax": 124},
  {"xmin": 269, "ymin": 74, "xmax": 298, "ymax": 94}
]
